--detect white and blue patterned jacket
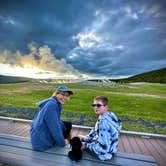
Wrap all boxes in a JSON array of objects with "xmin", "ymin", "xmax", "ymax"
[{"xmin": 82, "ymin": 112, "xmax": 122, "ymax": 161}]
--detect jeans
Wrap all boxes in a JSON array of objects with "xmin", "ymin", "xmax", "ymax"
[{"xmin": 63, "ymin": 121, "xmax": 72, "ymax": 139}]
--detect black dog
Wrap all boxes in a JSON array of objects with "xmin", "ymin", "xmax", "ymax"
[{"xmin": 68, "ymin": 136, "xmax": 82, "ymax": 161}]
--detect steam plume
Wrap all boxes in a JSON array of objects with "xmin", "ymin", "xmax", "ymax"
[{"xmin": 0, "ymin": 43, "xmax": 78, "ymax": 75}]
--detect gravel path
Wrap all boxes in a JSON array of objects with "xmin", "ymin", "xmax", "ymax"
[{"xmin": 106, "ymin": 91, "xmax": 166, "ymax": 99}]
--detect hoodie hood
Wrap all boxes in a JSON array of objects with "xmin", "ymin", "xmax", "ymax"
[
  {"xmin": 36, "ymin": 97, "xmax": 61, "ymax": 109},
  {"xmin": 101, "ymin": 112, "xmax": 122, "ymax": 133}
]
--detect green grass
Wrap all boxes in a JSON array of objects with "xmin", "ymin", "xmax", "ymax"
[
  {"xmin": 65, "ymin": 92, "xmax": 166, "ymax": 122},
  {"xmin": 68, "ymin": 83, "xmax": 166, "ymax": 96},
  {"xmin": 0, "ymin": 82, "xmax": 166, "ymax": 134}
]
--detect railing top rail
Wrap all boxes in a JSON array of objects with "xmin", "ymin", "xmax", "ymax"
[{"xmin": 0, "ymin": 116, "xmax": 166, "ymax": 138}]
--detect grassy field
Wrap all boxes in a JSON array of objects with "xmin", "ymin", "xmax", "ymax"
[{"xmin": 0, "ymin": 82, "xmax": 166, "ymax": 134}]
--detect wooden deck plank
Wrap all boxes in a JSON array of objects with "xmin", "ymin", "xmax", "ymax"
[
  {"xmin": 0, "ymin": 152, "xmax": 59, "ymax": 166},
  {"xmin": 143, "ymin": 138, "xmax": 163, "ymax": 163},
  {"xmin": 156, "ymin": 138, "xmax": 166, "ymax": 152},
  {"xmin": 134, "ymin": 135, "xmax": 150, "ymax": 155},
  {"xmin": 0, "ymin": 146, "xmax": 76, "ymax": 166},
  {"xmin": 0, "ymin": 150, "xmax": 157, "ymax": 166},
  {"xmin": 119, "ymin": 135, "xmax": 126, "ymax": 152},
  {"xmin": 149, "ymin": 138, "xmax": 166, "ymax": 164},
  {"xmin": 71, "ymin": 128, "xmax": 79, "ymax": 136},
  {"xmin": 127, "ymin": 135, "xmax": 142, "ymax": 154},
  {"xmin": 118, "ymin": 136, "xmax": 125, "ymax": 152},
  {"xmin": 121, "ymin": 135, "xmax": 133, "ymax": 153}
]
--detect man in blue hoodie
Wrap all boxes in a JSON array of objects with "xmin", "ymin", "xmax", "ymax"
[{"xmin": 30, "ymin": 85, "xmax": 73, "ymax": 151}]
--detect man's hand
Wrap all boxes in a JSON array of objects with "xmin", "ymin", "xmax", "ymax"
[{"xmin": 65, "ymin": 139, "xmax": 69, "ymax": 145}]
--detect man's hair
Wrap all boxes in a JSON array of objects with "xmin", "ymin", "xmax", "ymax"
[
  {"xmin": 94, "ymin": 96, "xmax": 108, "ymax": 106},
  {"xmin": 52, "ymin": 91, "xmax": 58, "ymax": 97}
]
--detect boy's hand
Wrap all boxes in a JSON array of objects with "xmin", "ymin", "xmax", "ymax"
[{"xmin": 81, "ymin": 142, "xmax": 87, "ymax": 150}]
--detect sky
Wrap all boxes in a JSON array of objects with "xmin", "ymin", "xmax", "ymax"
[{"xmin": 0, "ymin": 0, "xmax": 166, "ymax": 79}]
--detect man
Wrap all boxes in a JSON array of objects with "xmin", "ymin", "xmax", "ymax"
[{"xmin": 30, "ymin": 85, "xmax": 73, "ymax": 151}]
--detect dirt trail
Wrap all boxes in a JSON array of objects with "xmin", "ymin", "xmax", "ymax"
[{"xmin": 106, "ymin": 92, "xmax": 166, "ymax": 99}]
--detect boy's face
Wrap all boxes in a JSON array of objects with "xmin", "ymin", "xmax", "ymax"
[{"xmin": 92, "ymin": 100, "xmax": 107, "ymax": 115}]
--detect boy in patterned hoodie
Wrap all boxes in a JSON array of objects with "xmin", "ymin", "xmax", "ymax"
[{"xmin": 79, "ymin": 96, "xmax": 122, "ymax": 161}]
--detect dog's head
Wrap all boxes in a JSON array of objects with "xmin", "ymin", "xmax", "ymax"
[
  {"xmin": 70, "ymin": 136, "xmax": 82, "ymax": 150},
  {"xmin": 68, "ymin": 136, "xmax": 82, "ymax": 161}
]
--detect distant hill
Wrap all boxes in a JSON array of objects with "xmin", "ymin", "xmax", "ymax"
[
  {"xmin": 0, "ymin": 75, "xmax": 53, "ymax": 84},
  {"xmin": 0, "ymin": 75, "xmax": 80, "ymax": 84},
  {"xmin": 112, "ymin": 67, "xmax": 166, "ymax": 83},
  {"xmin": 0, "ymin": 75, "xmax": 32, "ymax": 83}
]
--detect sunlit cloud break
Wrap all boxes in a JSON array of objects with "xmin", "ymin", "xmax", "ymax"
[
  {"xmin": 0, "ymin": 43, "xmax": 90, "ymax": 79},
  {"xmin": 0, "ymin": 64, "xmax": 52, "ymax": 79}
]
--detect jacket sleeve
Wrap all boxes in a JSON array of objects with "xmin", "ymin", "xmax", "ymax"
[
  {"xmin": 82, "ymin": 127, "xmax": 97, "ymax": 142},
  {"xmin": 44, "ymin": 101, "xmax": 65, "ymax": 146}
]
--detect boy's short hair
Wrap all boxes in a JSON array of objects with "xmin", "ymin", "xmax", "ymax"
[{"xmin": 94, "ymin": 96, "xmax": 108, "ymax": 106}]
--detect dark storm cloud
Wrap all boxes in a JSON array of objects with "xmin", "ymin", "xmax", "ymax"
[{"xmin": 0, "ymin": 0, "xmax": 166, "ymax": 78}]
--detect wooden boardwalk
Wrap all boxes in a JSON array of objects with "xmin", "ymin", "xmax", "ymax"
[{"xmin": 0, "ymin": 117, "xmax": 166, "ymax": 166}]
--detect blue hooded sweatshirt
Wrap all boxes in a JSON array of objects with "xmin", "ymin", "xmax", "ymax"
[{"xmin": 30, "ymin": 97, "xmax": 66, "ymax": 151}]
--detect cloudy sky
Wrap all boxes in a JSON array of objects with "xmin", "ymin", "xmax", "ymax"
[{"xmin": 0, "ymin": 0, "xmax": 166, "ymax": 79}]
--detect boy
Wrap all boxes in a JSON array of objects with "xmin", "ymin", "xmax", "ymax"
[{"xmin": 79, "ymin": 96, "xmax": 122, "ymax": 160}]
